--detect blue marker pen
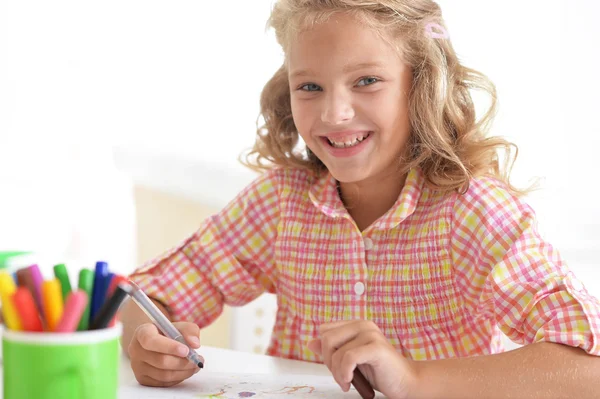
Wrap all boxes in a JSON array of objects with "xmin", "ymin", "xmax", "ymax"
[{"xmin": 90, "ymin": 261, "xmax": 109, "ymax": 322}]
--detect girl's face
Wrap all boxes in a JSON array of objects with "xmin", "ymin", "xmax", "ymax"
[{"xmin": 288, "ymin": 13, "xmax": 413, "ymax": 184}]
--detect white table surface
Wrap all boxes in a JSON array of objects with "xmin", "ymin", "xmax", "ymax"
[
  {"xmin": 120, "ymin": 345, "xmax": 330, "ymax": 381},
  {"xmin": 1, "ymin": 345, "xmax": 332, "ymax": 398}
]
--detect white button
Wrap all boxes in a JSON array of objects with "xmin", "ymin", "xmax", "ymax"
[
  {"xmin": 571, "ymin": 279, "xmax": 584, "ymax": 291},
  {"xmin": 354, "ymin": 282, "xmax": 365, "ymax": 296},
  {"xmin": 363, "ymin": 237, "xmax": 373, "ymax": 250}
]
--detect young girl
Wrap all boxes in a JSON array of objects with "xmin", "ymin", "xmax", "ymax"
[{"xmin": 120, "ymin": 1, "xmax": 600, "ymax": 397}]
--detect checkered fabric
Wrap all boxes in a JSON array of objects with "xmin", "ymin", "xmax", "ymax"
[{"xmin": 130, "ymin": 167, "xmax": 600, "ymax": 362}]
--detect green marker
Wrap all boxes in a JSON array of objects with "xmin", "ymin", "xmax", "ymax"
[
  {"xmin": 77, "ymin": 268, "xmax": 95, "ymax": 331},
  {"xmin": 53, "ymin": 263, "xmax": 72, "ymax": 301}
]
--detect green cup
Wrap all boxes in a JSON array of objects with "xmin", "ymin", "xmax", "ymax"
[{"xmin": 2, "ymin": 324, "xmax": 122, "ymax": 399}]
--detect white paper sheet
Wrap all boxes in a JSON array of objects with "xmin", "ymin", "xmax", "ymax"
[{"xmin": 119, "ymin": 371, "xmax": 385, "ymax": 398}]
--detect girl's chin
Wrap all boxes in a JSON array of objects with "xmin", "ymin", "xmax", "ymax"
[{"xmin": 326, "ymin": 167, "xmax": 372, "ymax": 184}]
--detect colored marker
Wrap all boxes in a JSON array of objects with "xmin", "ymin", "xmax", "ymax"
[
  {"xmin": 77, "ymin": 268, "xmax": 94, "ymax": 331},
  {"xmin": 126, "ymin": 281, "xmax": 204, "ymax": 368},
  {"xmin": 352, "ymin": 368, "xmax": 375, "ymax": 399},
  {"xmin": 12, "ymin": 287, "xmax": 43, "ymax": 332},
  {"xmin": 42, "ymin": 279, "xmax": 64, "ymax": 331},
  {"xmin": 16, "ymin": 266, "xmax": 33, "ymax": 288},
  {"xmin": 106, "ymin": 275, "xmax": 128, "ymax": 327},
  {"xmin": 0, "ymin": 272, "xmax": 22, "ymax": 330},
  {"xmin": 28, "ymin": 264, "xmax": 45, "ymax": 317},
  {"xmin": 15, "ymin": 267, "xmax": 30, "ymax": 287},
  {"xmin": 90, "ymin": 261, "xmax": 109, "ymax": 323},
  {"xmin": 90, "ymin": 284, "xmax": 129, "ymax": 330},
  {"xmin": 103, "ymin": 271, "xmax": 115, "ymax": 301},
  {"xmin": 55, "ymin": 290, "xmax": 88, "ymax": 332},
  {"xmin": 53, "ymin": 263, "xmax": 72, "ymax": 301},
  {"xmin": 16, "ymin": 267, "xmax": 45, "ymax": 327},
  {"xmin": 106, "ymin": 274, "xmax": 127, "ymax": 299},
  {"xmin": 28, "ymin": 264, "xmax": 44, "ymax": 296},
  {"xmin": 16, "ymin": 267, "xmax": 45, "ymax": 322}
]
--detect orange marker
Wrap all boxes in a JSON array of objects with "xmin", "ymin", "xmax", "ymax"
[
  {"xmin": 0, "ymin": 272, "xmax": 22, "ymax": 330},
  {"xmin": 12, "ymin": 287, "xmax": 43, "ymax": 332},
  {"xmin": 55, "ymin": 290, "xmax": 88, "ymax": 332},
  {"xmin": 42, "ymin": 279, "xmax": 64, "ymax": 331}
]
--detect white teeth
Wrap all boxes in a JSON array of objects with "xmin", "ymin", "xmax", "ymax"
[{"xmin": 327, "ymin": 133, "xmax": 370, "ymax": 148}]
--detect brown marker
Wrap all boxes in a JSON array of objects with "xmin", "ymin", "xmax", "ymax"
[{"xmin": 352, "ymin": 368, "xmax": 375, "ymax": 399}]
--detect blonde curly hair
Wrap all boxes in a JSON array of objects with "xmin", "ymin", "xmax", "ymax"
[{"xmin": 241, "ymin": 0, "xmax": 524, "ymax": 195}]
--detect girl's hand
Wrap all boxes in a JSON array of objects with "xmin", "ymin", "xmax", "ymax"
[
  {"xmin": 128, "ymin": 321, "xmax": 203, "ymax": 387},
  {"xmin": 307, "ymin": 320, "xmax": 418, "ymax": 399}
]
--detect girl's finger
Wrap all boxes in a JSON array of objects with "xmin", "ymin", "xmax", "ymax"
[
  {"xmin": 136, "ymin": 374, "xmax": 181, "ymax": 388},
  {"xmin": 131, "ymin": 359, "xmax": 183, "ymax": 388},
  {"xmin": 320, "ymin": 321, "xmax": 376, "ymax": 369},
  {"xmin": 136, "ymin": 324, "xmax": 190, "ymax": 357},
  {"xmin": 142, "ymin": 349, "xmax": 199, "ymax": 371},
  {"xmin": 318, "ymin": 319, "xmax": 358, "ymax": 333},
  {"xmin": 338, "ymin": 343, "xmax": 380, "ymax": 385},
  {"xmin": 141, "ymin": 361, "xmax": 198, "ymax": 383},
  {"xmin": 330, "ymin": 333, "xmax": 376, "ymax": 390},
  {"xmin": 307, "ymin": 338, "xmax": 322, "ymax": 355}
]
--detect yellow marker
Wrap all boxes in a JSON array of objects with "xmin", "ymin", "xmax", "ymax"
[
  {"xmin": 42, "ymin": 279, "xmax": 64, "ymax": 331},
  {"xmin": 0, "ymin": 272, "xmax": 22, "ymax": 330}
]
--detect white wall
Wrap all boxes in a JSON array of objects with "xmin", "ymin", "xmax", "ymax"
[
  {"xmin": 0, "ymin": 0, "xmax": 281, "ymax": 166},
  {"xmin": 437, "ymin": 0, "xmax": 600, "ymax": 296}
]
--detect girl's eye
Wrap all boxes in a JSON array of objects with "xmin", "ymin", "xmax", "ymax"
[
  {"xmin": 357, "ymin": 76, "xmax": 379, "ymax": 86},
  {"xmin": 297, "ymin": 77, "xmax": 379, "ymax": 91},
  {"xmin": 299, "ymin": 83, "xmax": 322, "ymax": 92}
]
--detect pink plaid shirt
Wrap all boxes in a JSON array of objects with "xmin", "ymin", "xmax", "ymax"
[{"xmin": 130, "ymin": 167, "xmax": 600, "ymax": 361}]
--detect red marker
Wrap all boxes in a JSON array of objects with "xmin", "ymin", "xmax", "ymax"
[
  {"xmin": 55, "ymin": 290, "xmax": 88, "ymax": 333},
  {"xmin": 106, "ymin": 275, "xmax": 128, "ymax": 327},
  {"xmin": 12, "ymin": 287, "xmax": 43, "ymax": 332},
  {"xmin": 16, "ymin": 267, "xmax": 45, "ymax": 323},
  {"xmin": 106, "ymin": 274, "xmax": 127, "ymax": 299}
]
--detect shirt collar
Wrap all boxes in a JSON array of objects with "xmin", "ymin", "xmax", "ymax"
[{"xmin": 308, "ymin": 168, "xmax": 425, "ymax": 230}]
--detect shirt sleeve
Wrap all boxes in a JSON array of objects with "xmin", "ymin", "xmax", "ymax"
[
  {"xmin": 128, "ymin": 169, "xmax": 281, "ymax": 328},
  {"xmin": 451, "ymin": 177, "xmax": 600, "ymax": 355}
]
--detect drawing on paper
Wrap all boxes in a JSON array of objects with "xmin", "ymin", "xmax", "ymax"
[
  {"xmin": 193, "ymin": 376, "xmax": 359, "ymax": 398},
  {"xmin": 120, "ymin": 371, "xmax": 384, "ymax": 398},
  {"xmin": 203, "ymin": 388, "xmax": 226, "ymax": 398},
  {"xmin": 264, "ymin": 386, "xmax": 316, "ymax": 394}
]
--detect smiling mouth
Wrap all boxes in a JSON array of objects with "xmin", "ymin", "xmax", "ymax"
[{"xmin": 325, "ymin": 132, "xmax": 372, "ymax": 148}]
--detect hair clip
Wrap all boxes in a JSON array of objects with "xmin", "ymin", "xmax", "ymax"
[{"xmin": 425, "ymin": 22, "xmax": 449, "ymax": 39}]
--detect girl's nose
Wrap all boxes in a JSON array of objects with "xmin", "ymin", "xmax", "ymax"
[{"xmin": 321, "ymin": 90, "xmax": 355, "ymax": 125}]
